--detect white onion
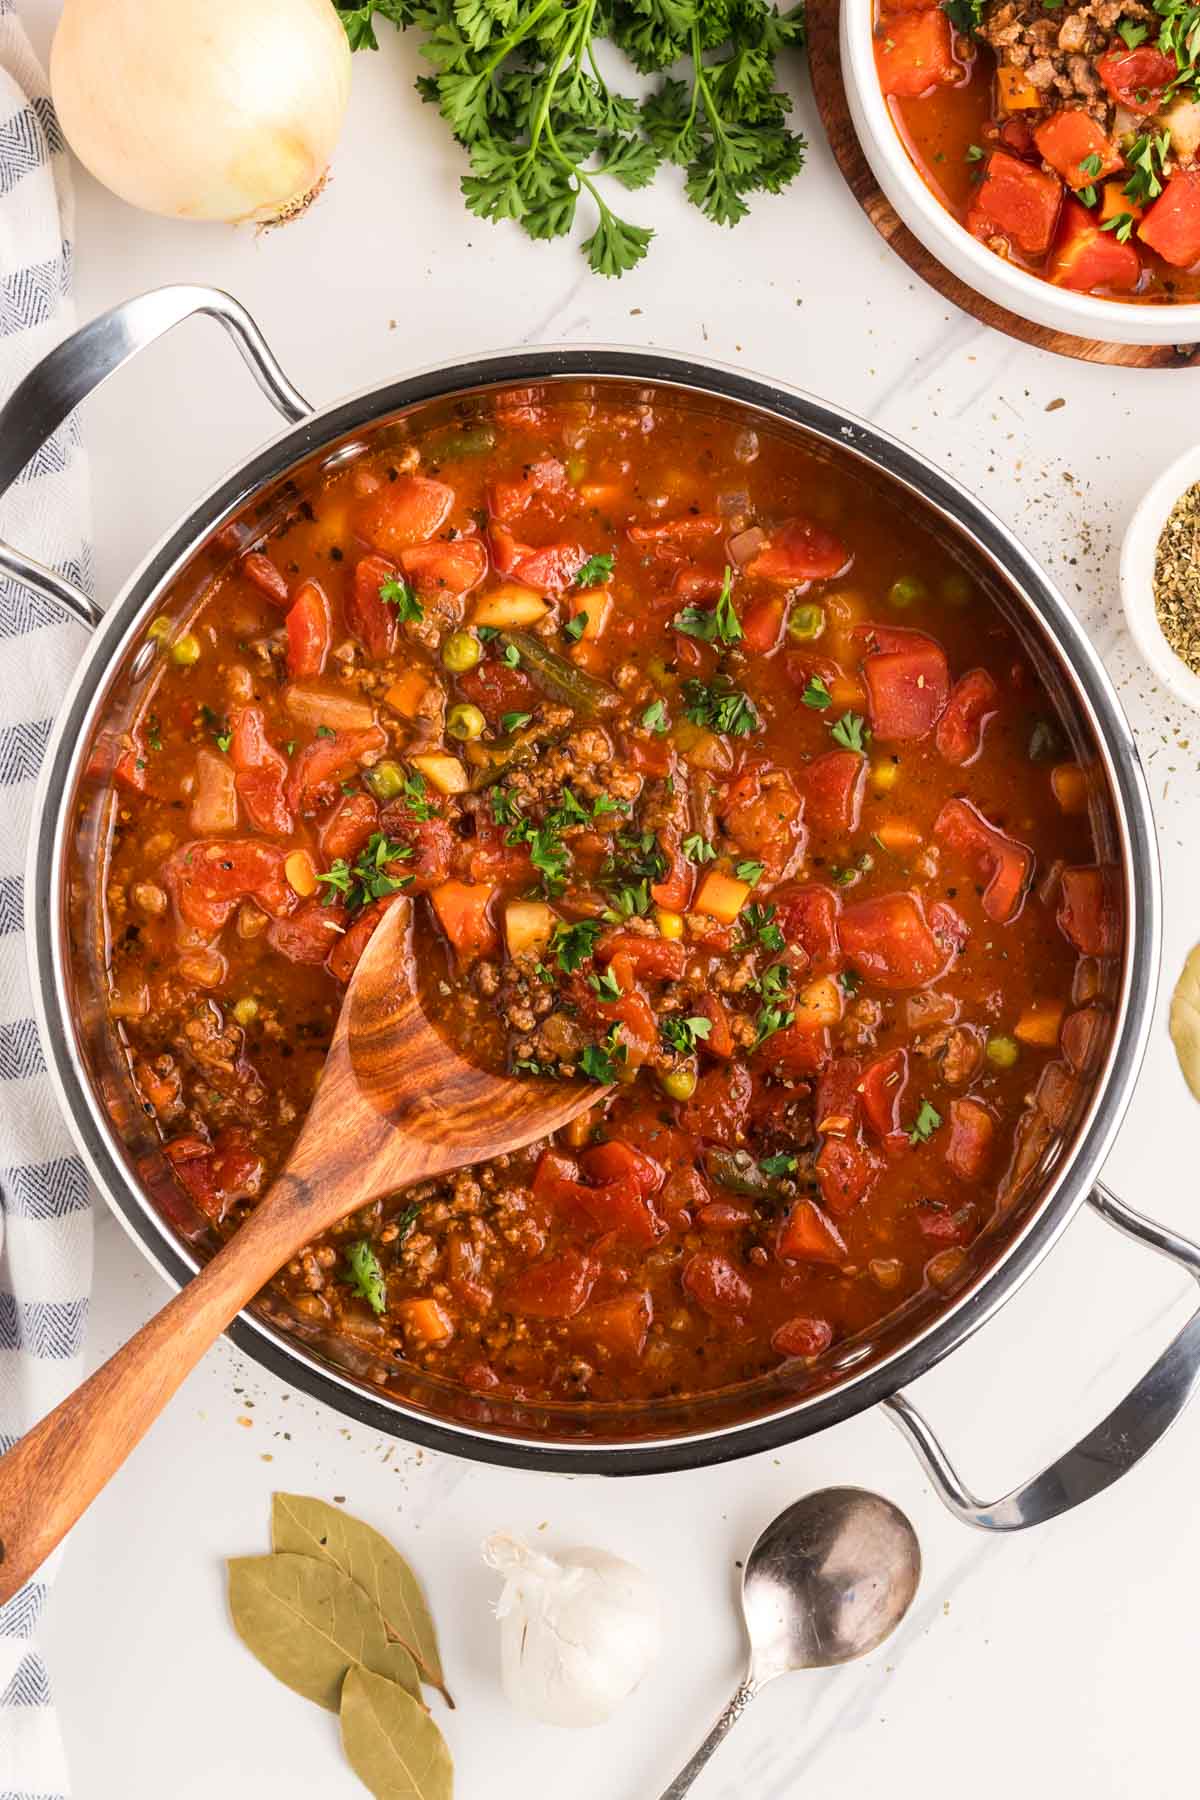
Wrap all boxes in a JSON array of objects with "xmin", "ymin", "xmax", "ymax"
[
  {"xmin": 483, "ymin": 1531, "xmax": 661, "ymax": 1728},
  {"xmin": 51, "ymin": 0, "xmax": 352, "ymax": 224}
]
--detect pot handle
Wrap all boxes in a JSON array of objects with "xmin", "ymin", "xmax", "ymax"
[
  {"xmin": 0, "ymin": 284, "xmax": 311, "ymax": 631},
  {"xmin": 884, "ymin": 1183, "xmax": 1200, "ymax": 1530}
]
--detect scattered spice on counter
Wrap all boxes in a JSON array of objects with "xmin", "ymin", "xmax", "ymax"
[{"xmin": 1154, "ymin": 482, "xmax": 1200, "ymax": 674}]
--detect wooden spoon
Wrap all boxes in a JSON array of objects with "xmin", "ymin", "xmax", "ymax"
[{"xmin": 0, "ymin": 899, "xmax": 603, "ymax": 1603}]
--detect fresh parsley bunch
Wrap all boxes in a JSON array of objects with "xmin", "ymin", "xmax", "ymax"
[{"xmin": 336, "ymin": 0, "xmax": 806, "ymax": 275}]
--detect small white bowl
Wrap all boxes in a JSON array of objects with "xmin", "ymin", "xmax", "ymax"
[
  {"xmin": 1120, "ymin": 442, "xmax": 1200, "ymax": 711},
  {"xmin": 840, "ymin": 0, "xmax": 1200, "ymax": 347}
]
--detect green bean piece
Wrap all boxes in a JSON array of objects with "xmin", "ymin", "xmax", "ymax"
[{"xmin": 499, "ymin": 631, "xmax": 620, "ymax": 716}]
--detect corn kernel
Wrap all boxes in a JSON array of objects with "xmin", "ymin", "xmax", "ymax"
[
  {"xmin": 285, "ymin": 850, "xmax": 318, "ymax": 897},
  {"xmin": 655, "ymin": 908, "xmax": 684, "ymax": 940},
  {"xmin": 871, "ymin": 759, "xmax": 899, "ymax": 792}
]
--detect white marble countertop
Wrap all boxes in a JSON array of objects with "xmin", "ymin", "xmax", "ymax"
[{"xmin": 18, "ymin": 3, "xmax": 1200, "ymax": 1794}]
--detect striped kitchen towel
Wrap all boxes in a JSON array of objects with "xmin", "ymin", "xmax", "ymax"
[{"xmin": 0, "ymin": 4, "xmax": 93, "ymax": 1797}]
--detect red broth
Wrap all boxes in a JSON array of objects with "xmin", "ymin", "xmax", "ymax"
[{"xmin": 87, "ymin": 393, "xmax": 1119, "ymax": 1406}]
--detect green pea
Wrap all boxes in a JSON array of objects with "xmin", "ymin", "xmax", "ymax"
[
  {"xmin": 787, "ymin": 602, "xmax": 826, "ymax": 642},
  {"xmin": 146, "ymin": 617, "xmax": 172, "ymax": 645},
  {"xmin": 364, "ymin": 759, "xmax": 406, "ymax": 802},
  {"xmin": 447, "ymin": 702, "xmax": 486, "ymax": 742},
  {"xmin": 170, "ymin": 632, "xmax": 201, "ymax": 666},
  {"xmin": 986, "ymin": 1034, "xmax": 1019, "ymax": 1069},
  {"xmin": 232, "ymin": 996, "xmax": 259, "ymax": 1026},
  {"xmin": 941, "ymin": 570, "xmax": 973, "ymax": 606},
  {"xmin": 887, "ymin": 576, "xmax": 927, "ymax": 610},
  {"xmin": 659, "ymin": 1066, "xmax": 698, "ymax": 1101},
  {"xmin": 441, "ymin": 629, "xmax": 482, "ymax": 674}
]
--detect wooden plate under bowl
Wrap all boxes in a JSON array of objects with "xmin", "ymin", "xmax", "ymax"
[{"xmin": 806, "ymin": 0, "xmax": 1200, "ymax": 370}]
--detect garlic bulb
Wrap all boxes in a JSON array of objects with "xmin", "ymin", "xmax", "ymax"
[
  {"xmin": 50, "ymin": 0, "xmax": 352, "ymax": 224},
  {"xmin": 483, "ymin": 1531, "xmax": 661, "ymax": 1728}
]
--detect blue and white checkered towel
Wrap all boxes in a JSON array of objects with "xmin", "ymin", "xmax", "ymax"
[{"xmin": 0, "ymin": 5, "xmax": 93, "ymax": 1796}]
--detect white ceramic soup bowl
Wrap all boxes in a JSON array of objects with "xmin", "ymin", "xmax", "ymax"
[{"xmin": 840, "ymin": 0, "xmax": 1200, "ymax": 346}]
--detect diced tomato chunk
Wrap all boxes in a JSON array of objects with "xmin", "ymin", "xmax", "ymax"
[
  {"xmin": 1048, "ymin": 198, "xmax": 1142, "ymax": 292},
  {"xmin": 1096, "ymin": 45, "xmax": 1177, "ymax": 116},
  {"xmin": 777, "ymin": 1198, "xmax": 846, "ymax": 1264},
  {"xmin": 743, "ymin": 517, "xmax": 850, "ymax": 583},
  {"xmin": 1057, "ymin": 865, "xmax": 1121, "ymax": 956},
  {"xmin": 163, "ymin": 839, "xmax": 295, "ymax": 937},
  {"xmin": 695, "ymin": 993, "xmax": 735, "ymax": 1058},
  {"xmin": 681, "ymin": 1251, "xmax": 752, "ymax": 1321},
  {"xmin": 815, "ymin": 1056, "xmax": 862, "ymax": 1136},
  {"xmin": 570, "ymin": 1292, "xmax": 652, "ymax": 1365},
  {"xmin": 542, "ymin": 1146, "xmax": 667, "ymax": 1246},
  {"xmin": 1033, "ymin": 110, "xmax": 1121, "ymax": 190},
  {"xmin": 857, "ymin": 1048, "xmax": 909, "ymax": 1138},
  {"xmin": 429, "ymin": 879, "xmax": 498, "ymax": 960},
  {"xmin": 320, "ymin": 791, "xmax": 379, "ymax": 861},
  {"xmin": 681, "ymin": 1062, "xmax": 752, "ymax": 1144},
  {"xmin": 399, "ymin": 536, "xmax": 488, "ymax": 599},
  {"xmin": 378, "ymin": 798, "xmax": 455, "ymax": 892},
  {"xmin": 506, "ymin": 1248, "xmax": 599, "ymax": 1319},
  {"xmin": 801, "ymin": 749, "xmax": 866, "ymax": 837},
  {"xmin": 874, "ymin": 8, "xmax": 956, "ymax": 96},
  {"xmin": 347, "ymin": 554, "xmax": 398, "ymax": 661},
  {"xmin": 756, "ymin": 1021, "xmax": 831, "ymax": 1077},
  {"xmin": 649, "ymin": 832, "xmax": 693, "ymax": 910},
  {"xmin": 720, "ymin": 764, "xmax": 807, "ymax": 881},
  {"xmin": 286, "ymin": 726, "xmax": 386, "ymax": 813},
  {"xmin": 268, "ymin": 899, "xmax": 346, "ymax": 964},
  {"xmin": 326, "ymin": 896, "xmax": 398, "ymax": 984},
  {"xmin": 945, "ymin": 1098, "xmax": 994, "ymax": 1180},
  {"xmin": 967, "ymin": 150, "xmax": 1063, "ymax": 256},
  {"xmin": 773, "ymin": 883, "xmax": 842, "ymax": 972},
  {"xmin": 595, "ymin": 933, "xmax": 686, "ymax": 979},
  {"xmin": 934, "ymin": 797, "xmax": 1032, "ymax": 924},
  {"xmin": 580, "ymin": 1138, "xmax": 665, "ymax": 1194},
  {"xmin": 510, "ymin": 541, "xmax": 587, "ymax": 591},
  {"xmin": 1060, "ymin": 1004, "xmax": 1105, "ymax": 1072},
  {"xmin": 357, "ymin": 475, "xmax": 454, "ymax": 555},
  {"xmin": 1139, "ymin": 171, "xmax": 1200, "ymax": 269},
  {"xmin": 855, "ymin": 624, "xmax": 950, "ymax": 741},
  {"xmin": 228, "ymin": 706, "xmax": 293, "ymax": 837},
  {"xmin": 240, "ymin": 552, "xmax": 290, "ymax": 607},
  {"xmin": 628, "ymin": 515, "xmax": 723, "ymax": 563},
  {"xmin": 285, "ymin": 580, "xmax": 331, "ymax": 679},
  {"xmin": 456, "ymin": 657, "xmax": 535, "ymax": 723},
  {"xmin": 839, "ymin": 892, "xmax": 948, "ymax": 990},
  {"xmin": 916, "ymin": 1203, "xmax": 973, "ymax": 1244},
  {"xmin": 771, "ymin": 1315, "xmax": 834, "ymax": 1359},
  {"xmin": 815, "ymin": 1138, "xmax": 879, "ymax": 1215},
  {"xmin": 935, "ymin": 668, "xmax": 999, "ymax": 766},
  {"xmin": 490, "ymin": 458, "xmax": 568, "ymax": 521},
  {"xmin": 741, "ymin": 595, "xmax": 787, "ymax": 652}
]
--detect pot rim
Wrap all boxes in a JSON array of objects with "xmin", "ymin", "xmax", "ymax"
[{"xmin": 27, "ymin": 342, "xmax": 1162, "ymax": 1474}]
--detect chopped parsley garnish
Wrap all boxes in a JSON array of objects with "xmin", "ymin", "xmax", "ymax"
[
  {"xmin": 146, "ymin": 714, "xmax": 163, "ymax": 752},
  {"xmin": 581, "ymin": 1027, "xmax": 624, "ymax": 1084},
  {"xmin": 400, "ymin": 769, "xmax": 435, "ymax": 819},
  {"xmin": 760, "ymin": 1152, "xmax": 797, "ymax": 1175},
  {"xmin": 1119, "ymin": 17, "xmax": 1149, "ymax": 45},
  {"xmin": 830, "ymin": 711, "xmax": 868, "ymax": 752},
  {"xmin": 575, "ymin": 552, "xmax": 614, "ymax": 587},
  {"xmin": 735, "ymin": 859, "xmax": 764, "ymax": 886},
  {"xmin": 214, "ymin": 728, "xmax": 232, "ymax": 753},
  {"xmin": 551, "ymin": 917, "xmax": 602, "ymax": 972},
  {"xmin": 682, "ymin": 677, "xmax": 760, "ymax": 737},
  {"xmin": 379, "ymin": 575, "xmax": 423, "ymax": 623},
  {"xmin": 741, "ymin": 902, "xmax": 784, "ymax": 952},
  {"xmin": 392, "ymin": 1201, "xmax": 423, "ymax": 1244},
  {"xmin": 502, "ymin": 641, "xmax": 522, "ymax": 669},
  {"xmin": 641, "ymin": 698, "xmax": 669, "ymax": 734},
  {"xmin": 1101, "ymin": 210, "xmax": 1137, "ymax": 242},
  {"xmin": 1078, "ymin": 184, "xmax": 1098, "ymax": 208},
  {"xmin": 965, "ymin": 143, "xmax": 986, "ymax": 163},
  {"xmin": 942, "ymin": 0, "xmax": 986, "ymax": 34},
  {"xmin": 601, "ymin": 828, "xmax": 666, "ymax": 920},
  {"xmin": 499, "ymin": 709, "xmax": 533, "ymax": 733},
  {"xmin": 507, "ymin": 813, "xmax": 572, "ymax": 891},
  {"xmin": 317, "ymin": 831, "xmax": 413, "ymax": 909},
  {"xmin": 477, "ymin": 625, "xmax": 499, "ymax": 641},
  {"xmin": 682, "ymin": 833, "xmax": 717, "ymax": 864},
  {"xmin": 342, "ymin": 1239, "xmax": 387, "ymax": 1315},
  {"xmin": 909, "ymin": 1100, "xmax": 943, "ymax": 1145},
  {"xmin": 839, "ymin": 969, "xmax": 863, "ymax": 996},
  {"xmin": 661, "ymin": 1014, "xmax": 713, "ymax": 1055},
  {"xmin": 673, "ymin": 566, "xmax": 742, "ymax": 646},
  {"xmin": 315, "ymin": 724, "xmax": 336, "ymax": 740},
  {"xmin": 1079, "ymin": 152, "xmax": 1104, "ymax": 178},
  {"xmin": 1123, "ymin": 129, "xmax": 1170, "ymax": 206},
  {"xmin": 592, "ymin": 792, "xmax": 628, "ymax": 817},
  {"xmin": 491, "ymin": 785, "xmax": 521, "ymax": 826},
  {"xmin": 831, "ymin": 851, "xmax": 874, "ymax": 888},
  {"xmin": 590, "ymin": 966, "xmax": 623, "ymax": 1000},
  {"xmin": 753, "ymin": 1000, "xmax": 795, "ymax": 1047},
  {"xmin": 563, "ymin": 612, "xmax": 588, "ymax": 643},
  {"xmin": 1156, "ymin": 0, "xmax": 1200, "ymax": 98},
  {"xmin": 801, "ymin": 674, "xmax": 833, "ymax": 711}
]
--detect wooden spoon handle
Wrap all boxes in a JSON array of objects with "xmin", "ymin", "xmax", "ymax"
[{"xmin": 0, "ymin": 1182, "xmax": 303, "ymax": 1604}]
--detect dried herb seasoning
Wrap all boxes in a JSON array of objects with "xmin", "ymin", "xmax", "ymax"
[{"xmin": 1154, "ymin": 481, "xmax": 1200, "ymax": 674}]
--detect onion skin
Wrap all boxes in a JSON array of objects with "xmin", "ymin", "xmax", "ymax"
[{"xmin": 50, "ymin": 0, "xmax": 352, "ymax": 224}]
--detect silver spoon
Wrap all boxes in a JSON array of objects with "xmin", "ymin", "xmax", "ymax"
[{"xmin": 657, "ymin": 1487, "xmax": 921, "ymax": 1798}]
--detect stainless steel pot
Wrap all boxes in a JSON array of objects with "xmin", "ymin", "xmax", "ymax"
[{"xmin": 5, "ymin": 284, "xmax": 1199, "ymax": 1524}]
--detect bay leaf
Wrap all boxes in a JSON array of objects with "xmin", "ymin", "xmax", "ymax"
[
  {"xmin": 340, "ymin": 1666, "xmax": 454, "ymax": 1800},
  {"xmin": 227, "ymin": 1554, "xmax": 420, "ymax": 1711},
  {"xmin": 272, "ymin": 1493, "xmax": 449, "ymax": 1702}
]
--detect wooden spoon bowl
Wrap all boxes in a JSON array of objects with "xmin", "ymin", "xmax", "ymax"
[{"xmin": 0, "ymin": 899, "xmax": 603, "ymax": 1602}]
